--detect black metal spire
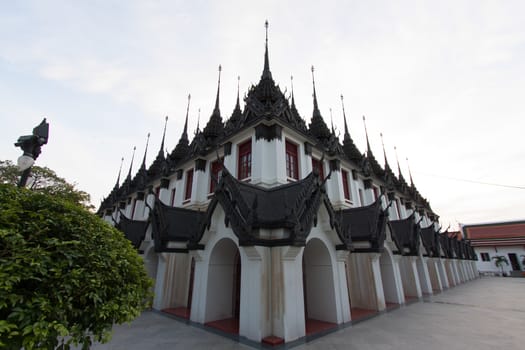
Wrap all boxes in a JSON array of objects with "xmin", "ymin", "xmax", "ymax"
[
  {"xmin": 214, "ymin": 65, "xmax": 222, "ymax": 113},
  {"xmin": 235, "ymin": 75, "xmax": 241, "ymax": 110},
  {"xmin": 140, "ymin": 132, "xmax": 150, "ymax": 170},
  {"xmin": 168, "ymin": 95, "xmax": 191, "ymax": 162},
  {"xmin": 330, "ymin": 108, "xmax": 335, "ymax": 134},
  {"xmin": 159, "ymin": 116, "xmax": 168, "ymax": 155},
  {"xmin": 290, "ymin": 75, "xmax": 296, "ymax": 108},
  {"xmin": 114, "ymin": 157, "xmax": 124, "ymax": 189},
  {"xmin": 262, "ymin": 20, "xmax": 272, "ymax": 80},
  {"xmin": 196, "ymin": 108, "xmax": 200, "ymax": 133},
  {"xmin": 341, "ymin": 94, "xmax": 349, "ymax": 138},
  {"xmin": 311, "ymin": 66, "xmax": 320, "ymax": 113},
  {"xmin": 183, "ymin": 94, "xmax": 190, "ymax": 140},
  {"xmin": 394, "ymin": 146, "xmax": 402, "ymax": 178},
  {"xmin": 363, "ymin": 115, "xmax": 372, "ymax": 155},
  {"xmin": 309, "ymin": 65, "xmax": 331, "ymax": 141},
  {"xmin": 203, "ymin": 65, "xmax": 224, "ymax": 141},
  {"xmin": 126, "ymin": 146, "xmax": 136, "ymax": 181},
  {"xmin": 407, "ymin": 157, "xmax": 415, "ymax": 187},
  {"xmin": 380, "ymin": 133, "xmax": 388, "ymax": 168}
]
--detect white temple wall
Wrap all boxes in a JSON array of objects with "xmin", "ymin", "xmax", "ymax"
[
  {"xmin": 347, "ymin": 253, "xmax": 385, "ymax": 311},
  {"xmin": 399, "ymin": 256, "xmax": 422, "ymax": 298},
  {"xmin": 416, "ymin": 256, "xmax": 433, "ymax": 295},
  {"xmin": 427, "ymin": 258, "xmax": 443, "ymax": 292},
  {"xmin": 379, "ymin": 247, "xmax": 404, "ymax": 304}
]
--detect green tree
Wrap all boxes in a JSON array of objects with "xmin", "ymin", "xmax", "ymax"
[
  {"xmin": 0, "ymin": 184, "xmax": 152, "ymax": 350},
  {"xmin": 492, "ymin": 255, "xmax": 509, "ymax": 276},
  {"xmin": 0, "ymin": 160, "xmax": 93, "ymax": 210}
]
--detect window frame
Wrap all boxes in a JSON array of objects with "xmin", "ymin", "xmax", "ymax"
[
  {"xmin": 184, "ymin": 168, "xmax": 194, "ymax": 202},
  {"xmin": 285, "ymin": 140, "xmax": 299, "ymax": 180},
  {"xmin": 312, "ymin": 157, "xmax": 324, "ymax": 180},
  {"xmin": 209, "ymin": 158, "xmax": 223, "ymax": 194},
  {"xmin": 237, "ymin": 139, "xmax": 252, "ymax": 180},
  {"xmin": 341, "ymin": 169, "xmax": 352, "ymax": 202}
]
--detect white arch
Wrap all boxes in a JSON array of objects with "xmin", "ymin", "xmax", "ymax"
[
  {"xmin": 303, "ymin": 237, "xmax": 338, "ymax": 324},
  {"xmin": 379, "ymin": 245, "xmax": 404, "ymax": 304},
  {"xmin": 204, "ymin": 237, "xmax": 241, "ymax": 323}
]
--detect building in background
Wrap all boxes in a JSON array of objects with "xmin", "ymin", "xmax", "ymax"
[{"xmin": 463, "ymin": 220, "xmax": 525, "ymax": 276}]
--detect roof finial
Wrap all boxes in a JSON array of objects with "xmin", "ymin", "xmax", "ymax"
[
  {"xmin": 394, "ymin": 146, "xmax": 402, "ymax": 176},
  {"xmin": 214, "ymin": 65, "xmax": 222, "ymax": 112},
  {"xmin": 141, "ymin": 132, "xmax": 150, "ymax": 168},
  {"xmin": 380, "ymin": 132, "xmax": 388, "ymax": 167},
  {"xmin": 311, "ymin": 65, "xmax": 319, "ymax": 111},
  {"xmin": 406, "ymin": 157, "xmax": 415, "ymax": 187},
  {"xmin": 160, "ymin": 116, "xmax": 168, "ymax": 153},
  {"xmin": 115, "ymin": 156, "xmax": 124, "ymax": 188},
  {"xmin": 236, "ymin": 75, "xmax": 240, "ymax": 107},
  {"xmin": 330, "ymin": 108, "xmax": 335, "ymax": 134},
  {"xmin": 182, "ymin": 94, "xmax": 190, "ymax": 140},
  {"xmin": 127, "ymin": 146, "xmax": 136, "ymax": 180},
  {"xmin": 196, "ymin": 108, "xmax": 201, "ymax": 133},
  {"xmin": 262, "ymin": 20, "xmax": 272, "ymax": 79},
  {"xmin": 363, "ymin": 115, "xmax": 371, "ymax": 154},
  {"xmin": 341, "ymin": 94, "xmax": 349, "ymax": 137}
]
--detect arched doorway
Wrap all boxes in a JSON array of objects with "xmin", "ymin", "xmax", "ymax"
[
  {"xmin": 204, "ymin": 238, "xmax": 241, "ymax": 334},
  {"xmin": 303, "ymin": 238, "xmax": 337, "ymax": 335},
  {"xmin": 380, "ymin": 248, "xmax": 401, "ymax": 307}
]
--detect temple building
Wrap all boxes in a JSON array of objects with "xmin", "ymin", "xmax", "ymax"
[{"xmin": 98, "ymin": 23, "xmax": 478, "ymax": 345}]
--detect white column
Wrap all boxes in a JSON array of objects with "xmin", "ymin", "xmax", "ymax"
[
  {"xmin": 335, "ymin": 251, "xmax": 351, "ymax": 323},
  {"xmin": 239, "ymin": 246, "xmax": 267, "ymax": 342},
  {"xmin": 280, "ymin": 246, "xmax": 305, "ymax": 342}
]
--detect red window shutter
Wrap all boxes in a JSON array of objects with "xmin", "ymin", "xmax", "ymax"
[
  {"xmin": 238, "ymin": 140, "xmax": 252, "ymax": 179},
  {"xmin": 210, "ymin": 159, "xmax": 223, "ymax": 193},
  {"xmin": 170, "ymin": 188, "xmax": 176, "ymax": 206},
  {"xmin": 312, "ymin": 158, "xmax": 324, "ymax": 179},
  {"xmin": 185, "ymin": 169, "xmax": 194, "ymax": 200},
  {"xmin": 286, "ymin": 140, "xmax": 299, "ymax": 179},
  {"xmin": 342, "ymin": 169, "xmax": 350, "ymax": 200}
]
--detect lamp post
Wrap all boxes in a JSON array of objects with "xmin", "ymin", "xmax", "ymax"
[{"xmin": 14, "ymin": 118, "xmax": 49, "ymax": 188}]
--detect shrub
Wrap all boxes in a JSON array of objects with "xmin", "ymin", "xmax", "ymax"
[{"xmin": 0, "ymin": 184, "xmax": 152, "ymax": 349}]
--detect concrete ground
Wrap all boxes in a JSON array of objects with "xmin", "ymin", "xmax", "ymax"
[{"xmin": 88, "ymin": 277, "xmax": 525, "ymax": 350}]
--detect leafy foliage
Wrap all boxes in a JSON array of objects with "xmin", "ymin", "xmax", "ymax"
[
  {"xmin": 492, "ymin": 255, "xmax": 509, "ymax": 276},
  {"xmin": 0, "ymin": 160, "xmax": 93, "ymax": 210},
  {"xmin": 0, "ymin": 184, "xmax": 152, "ymax": 349}
]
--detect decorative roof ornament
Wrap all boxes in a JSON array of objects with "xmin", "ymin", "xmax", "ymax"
[
  {"xmin": 380, "ymin": 132, "xmax": 395, "ymax": 189},
  {"xmin": 147, "ymin": 116, "xmax": 169, "ymax": 180},
  {"xmin": 363, "ymin": 115, "xmax": 371, "ymax": 156},
  {"xmin": 262, "ymin": 20, "xmax": 272, "ymax": 80},
  {"xmin": 140, "ymin": 132, "xmax": 151, "ymax": 171},
  {"xmin": 330, "ymin": 108, "xmax": 335, "ymax": 135},
  {"xmin": 362, "ymin": 116, "xmax": 383, "ymax": 177},
  {"xmin": 126, "ymin": 146, "xmax": 136, "ymax": 182},
  {"xmin": 168, "ymin": 95, "xmax": 191, "ymax": 163},
  {"xmin": 114, "ymin": 157, "xmax": 124, "ymax": 190},
  {"xmin": 341, "ymin": 94, "xmax": 349, "ymax": 138},
  {"xmin": 308, "ymin": 65, "xmax": 331, "ymax": 141},
  {"xmin": 160, "ymin": 116, "xmax": 168, "ymax": 155},
  {"xmin": 394, "ymin": 146, "xmax": 408, "ymax": 190},
  {"xmin": 406, "ymin": 157, "xmax": 415, "ymax": 187},
  {"xmin": 225, "ymin": 76, "xmax": 243, "ymax": 135},
  {"xmin": 202, "ymin": 65, "xmax": 225, "ymax": 142},
  {"xmin": 196, "ymin": 108, "xmax": 200, "ymax": 133},
  {"xmin": 340, "ymin": 94, "xmax": 363, "ymax": 164},
  {"xmin": 290, "ymin": 76, "xmax": 294, "ymax": 99}
]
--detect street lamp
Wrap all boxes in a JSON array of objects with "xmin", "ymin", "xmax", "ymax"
[{"xmin": 14, "ymin": 118, "xmax": 49, "ymax": 188}]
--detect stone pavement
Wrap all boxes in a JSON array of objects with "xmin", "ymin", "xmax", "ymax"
[{"xmin": 88, "ymin": 277, "xmax": 525, "ymax": 350}]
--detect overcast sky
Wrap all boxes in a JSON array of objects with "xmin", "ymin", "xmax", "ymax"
[{"xmin": 1, "ymin": 0, "xmax": 524, "ymax": 229}]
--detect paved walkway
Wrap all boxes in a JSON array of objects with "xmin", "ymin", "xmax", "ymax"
[{"xmin": 89, "ymin": 277, "xmax": 525, "ymax": 350}]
